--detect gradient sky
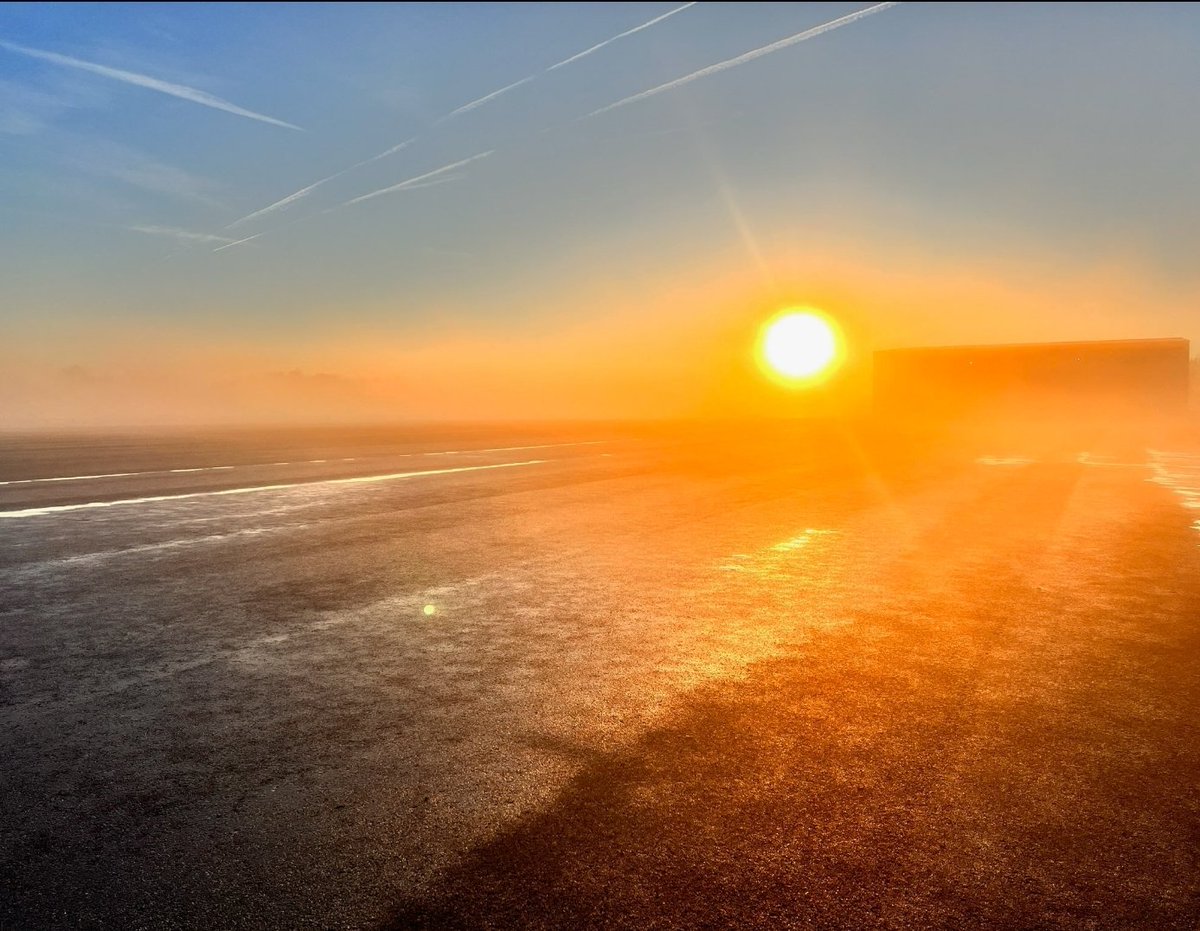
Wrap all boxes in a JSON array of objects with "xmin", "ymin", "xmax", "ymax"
[{"xmin": 2, "ymin": 2, "xmax": 1198, "ymax": 426}]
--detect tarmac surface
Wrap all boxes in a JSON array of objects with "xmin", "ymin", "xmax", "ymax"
[{"xmin": 1, "ymin": 424, "xmax": 1198, "ymax": 929}]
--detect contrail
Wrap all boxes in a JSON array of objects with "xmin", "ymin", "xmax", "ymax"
[
  {"xmin": 225, "ymin": 4, "xmax": 698, "ymax": 228},
  {"xmin": 547, "ymin": 1, "xmax": 696, "ymax": 71},
  {"xmin": 227, "ymin": 178, "xmax": 332, "ymax": 228},
  {"xmin": 363, "ymin": 137, "xmax": 417, "ymax": 165},
  {"xmin": 212, "ymin": 232, "xmax": 262, "ymax": 253},
  {"xmin": 129, "ymin": 225, "xmax": 235, "ymax": 245},
  {"xmin": 437, "ymin": 76, "xmax": 537, "ymax": 124},
  {"xmin": 0, "ymin": 39, "xmax": 303, "ymax": 130},
  {"xmin": 226, "ymin": 139, "xmax": 415, "ymax": 228},
  {"xmin": 342, "ymin": 151, "xmax": 493, "ymax": 207},
  {"xmin": 393, "ymin": 174, "xmax": 467, "ymax": 191},
  {"xmin": 588, "ymin": 2, "xmax": 899, "ymax": 118}
]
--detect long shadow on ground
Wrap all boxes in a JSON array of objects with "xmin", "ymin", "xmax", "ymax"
[{"xmin": 383, "ymin": 466, "xmax": 1200, "ymax": 930}]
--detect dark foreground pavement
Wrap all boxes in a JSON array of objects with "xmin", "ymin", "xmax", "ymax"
[
  {"xmin": 390, "ymin": 455, "xmax": 1200, "ymax": 930},
  {"xmin": 2, "ymin": 427, "xmax": 1198, "ymax": 929}
]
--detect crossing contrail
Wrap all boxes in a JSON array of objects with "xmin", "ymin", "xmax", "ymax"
[
  {"xmin": 225, "ymin": 139, "xmax": 416, "ymax": 228},
  {"xmin": 222, "ymin": 3, "xmax": 699, "ymax": 231}
]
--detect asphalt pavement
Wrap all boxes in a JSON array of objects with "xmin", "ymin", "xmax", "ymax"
[{"xmin": 1, "ymin": 426, "xmax": 1197, "ymax": 929}]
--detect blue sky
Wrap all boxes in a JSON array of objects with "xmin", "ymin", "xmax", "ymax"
[{"xmin": 2, "ymin": 2, "xmax": 1198, "ymax": 423}]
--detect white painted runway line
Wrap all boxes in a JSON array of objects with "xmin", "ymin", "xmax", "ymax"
[
  {"xmin": 0, "ymin": 441, "xmax": 605, "ymax": 486},
  {"xmin": 1, "ymin": 469, "xmax": 152, "ymax": 485},
  {"xmin": 434, "ymin": 441, "xmax": 606, "ymax": 455},
  {"xmin": 1, "ymin": 462, "xmax": 294, "ymax": 485},
  {"xmin": 0, "ymin": 459, "xmax": 548, "ymax": 519}
]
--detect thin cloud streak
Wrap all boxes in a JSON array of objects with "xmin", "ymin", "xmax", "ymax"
[
  {"xmin": 129, "ymin": 225, "xmax": 235, "ymax": 245},
  {"xmin": 547, "ymin": 1, "xmax": 697, "ymax": 71},
  {"xmin": 226, "ymin": 139, "xmax": 415, "ymax": 229},
  {"xmin": 588, "ymin": 2, "xmax": 900, "ymax": 118},
  {"xmin": 342, "ymin": 151, "xmax": 493, "ymax": 207},
  {"xmin": 0, "ymin": 39, "xmax": 303, "ymax": 130}
]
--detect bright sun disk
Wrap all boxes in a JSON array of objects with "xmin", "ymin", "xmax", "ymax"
[{"xmin": 759, "ymin": 310, "xmax": 839, "ymax": 380}]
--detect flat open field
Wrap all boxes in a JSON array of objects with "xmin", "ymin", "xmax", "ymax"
[{"xmin": 2, "ymin": 423, "xmax": 1198, "ymax": 929}]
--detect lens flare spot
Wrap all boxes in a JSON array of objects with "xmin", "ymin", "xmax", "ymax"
[{"xmin": 422, "ymin": 604, "xmax": 437, "ymax": 616}]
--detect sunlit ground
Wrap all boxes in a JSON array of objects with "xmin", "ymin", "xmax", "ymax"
[{"xmin": 1, "ymin": 417, "xmax": 1198, "ymax": 929}]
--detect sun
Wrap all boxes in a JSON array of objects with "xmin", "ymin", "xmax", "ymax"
[{"xmin": 757, "ymin": 309, "xmax": 841, "ymax": 384}]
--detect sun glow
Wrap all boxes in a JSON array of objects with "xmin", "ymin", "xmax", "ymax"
[{"xmin": 757, "ymin": 309, "xmax": 841, "ymax": 384}]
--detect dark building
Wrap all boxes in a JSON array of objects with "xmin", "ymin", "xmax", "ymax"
[{"xmin": 873, "ymin": 337, "xmax": 1191, "ymax": 421}]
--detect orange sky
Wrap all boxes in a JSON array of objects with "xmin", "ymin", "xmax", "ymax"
[{"xmin": 2, "ymin": 235, "xmax": 1194, "ymax": 429}]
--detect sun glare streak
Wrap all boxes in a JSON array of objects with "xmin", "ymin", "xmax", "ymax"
[{"xmin": 828, "ymin": 414, "xmax": 911, "ymax": 543}]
